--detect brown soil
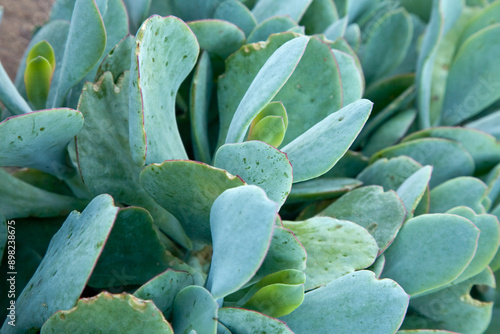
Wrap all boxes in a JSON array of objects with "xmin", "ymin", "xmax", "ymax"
[{"xmin": 0, "ymin": 0, "xmax": 54, "ymax": 80}]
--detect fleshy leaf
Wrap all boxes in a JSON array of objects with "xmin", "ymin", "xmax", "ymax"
[
  {"xmin": 76, "ymin": 72, "xmax": 190, "ymax": 249},
  {"xmin": 218, "ymin": 33, "xmax": 342, "ymax": 148},
  {"xmin": 466, "ymin": 110, "xmax": 500, "ymax": 141},
  {"xmin": 405, "ymin": 269, "xmax": 495, "ymax": 334},
  {"xmin": 300, "ymin": 0, "xmax": 339, "ymax": 35},
  {"xmin": 363, "ymin": 109, "xmax": 417, "ymax": 157},
  {"xmin": 95, "ymin": 35, "xmax": 135, "ymax": 80},
  {"xmin": 207, "ymin": 185, "xmax": 278, "ymax": 299},
  {"xmin": 403, "ymin": 127, "xmax": 500, "ymax": 174},
  {"xmin": 287, "ymin": 178, "xmax": 362, "ymax": 204},
  {"xmin": 89, "ymin": 207, "xmax": 170, "ymax": 288},
  {"xmin": 40, "ymin": 292, "xmax": 173, "ymax": 334},
  {"xmin": 134, "ymin": 269, "xmax": 194, "ymax": 319},
  {"xmin": 24, "ymin": 56, "xmax": 53, "ymax": 110},
  {"xmin": 442, "ymin": 24, "xmax": 500, "ymax": 125},
  {"xmin": 26, "ymin": 40, "xmax": 56, "ymax": 70},
  {"xmin": 331, "ymin": 48, "xmax": 364, "ymax": 106},
  {"xmin": 14, "ymin": 20, "xmax": 69, "ymax": 102},
  {"xmin": 1, "ymin": 195, "xmax": 119, "ymax": 334},
  {"xmin": 190, "ymin": 51, "xmax": 213, "ymax": 164},
  {"xmin": 359, "ymin": 8, "xmax": 413, "ymax": 84},
  {"xmin": 251, "ymin": 0, "xmax": 313, "ymax": 22},
  {"xmin": 280, "ymin": 270, "xmax": 409, "ymax": 334},
  {"xmin": 48, "ymin": 0, "xmax": 106, "ymax": 108},
  {"xmin": 358, "ymin": 156, "xmax": 423, "ymax": 190},
  {"xmin": 254, "ymin": 227, "xmax": 307, "ymax": 281},
  {"xmin": 172, "ymin": 286, "xmax": 218, "ymax": 334},
  {"xmin": 0, "ymin": 61, "xmax": 32, "ymax": 115},
  {"xmin": 0, "ymin": 169, "xmax": 87, "ymax": 219},
  {"xmin": 247, "ymin": 16, "xmax": 299, "ymax": 44},
  {"xmin": 140, "ymin": 160, "xmax": 245, "ymax": 244},
  {"xmin": 247, "ymin": 116, "xmax": 286, "ymax": 147},
  {"xmin": 381, "ymin": 214, "xmax": 479, "ymax": 297},
  {"xmin": 188, "ymin": 19, "xmax": 246, "ymax": 58},
  {"xmin": 446, "ymin": 207, "xmax": 500, "ymax": 284},
  {"xmin": 218, "ymin": 307, "xmax": 294, "ymax": 334},
  {"xmin": 416, "ymin": 0, "xmax": 462, "ymax": 128},
  {"xmin": 0, "ymin": 108, "xmax": 83, "ymax": 175},
  {"xmin": 214, "ymin": 141, "xmax": 293, "ymax": 207},
  {"xmin": 225, "ymin": 36, "xmax": 308, "ymax": 143},
  {"xmin": 242, "ymin": 270, "xmax": 305, "ymax": 318},
  {"xmin": 129, "ymin": 16, "xmax": 199, "ymax": 165},
  {"xmin": 283, "ymin": 217, "xmax": 379, "ymax": 290},
  {"xmin": 396, "ymin": 166, "xmax": 433, "ymax": 220},
  {"xmin": 282, "ymin": 99, "xmax": 373, "ymax": 183},
  {"xmin": 429, "ymin": 177, "xmax": 488, "ymax": 214},
  {"xmin": 214, "ymin": 0, "xmax": 257, "ymax": 37},
  {"xmin": 320, "ymin": 186, "xmax": 407, "ymax": 254},
  {"xmin": 371, "ymin": 138, "xmax": 475, "ymax": 188}
]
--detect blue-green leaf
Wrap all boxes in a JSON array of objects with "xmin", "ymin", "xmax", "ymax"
[
  {"xmin": 172, "ymin": 286, "xmax": 218, "ymax": 334},
  {"xmin": 282, "ymin": 99, "xmax": 373, "ymax": 183},
  {"xmin": 214, "ymin": 141, "xmax": 293, "ymax": 207},
  {"xmin": 381, "ymin": 214, "xmax": 479, "ymax": 297},
  {"xmin": 225, "ymin": 36, "xmax": 308, "ymax": 143},
  {"xmin": 281, "ymin": 270, "xmax": 409, "ymax": 334},
  {"xmin": 207, "ymin": 185, "xmax": 278, "ymax": 298},
  {"xmin": 1, "ymin": 195, "xmax": 119, "ymax": 334},
  {"xmin": 129, "ymin": 16, "xmax": 199, "ymax": 165}
]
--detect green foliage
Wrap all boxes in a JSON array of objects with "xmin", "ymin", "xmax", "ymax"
[{"xmin": 1, "ymin": 0, "xmax": 500, "ymax": 333}]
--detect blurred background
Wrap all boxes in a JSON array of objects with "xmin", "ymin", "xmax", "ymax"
[{"xmin": 0, "ymin": 0, "xmax": 54, "ymax": 80}]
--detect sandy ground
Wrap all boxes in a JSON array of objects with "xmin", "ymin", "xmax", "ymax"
[{"xmin": 0, "ymin": 0, "xmax": 54, "ymax": 80}]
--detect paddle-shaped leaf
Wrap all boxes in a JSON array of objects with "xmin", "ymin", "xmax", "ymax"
[
  {"xmin": 416, "ymin": 0, "xmax": 462, "ymax": 128},
  {"xmin": 1, "ymin": 195, "xmax": 119, "ymax": 333},
  {"xmin": 225, "ymin": 36, "xmax": 308, "ymax": 143},
  {"xmin": 76, "ymin": 72, "xmax": 190, "ymax": 249},
  {"xmin": 129, "ymin": 16, "xmax": 199, "ymax": 165},
  {"xmin": 251, "ymin": 0, "xmax": 313, "ymax": 22},
  {"xmin": 280, "ymin": 270, "xmax": 409, "ymax": 334},
  {"xmin": 0, "ymin": 108, "xmax": 83, "ymax": 175},
  {"xmin": 41, "ymin": 292, "xmax": 173, "ymax": 334},
  {"xmin": 134, "ymin": 269, "xmax": 194, "ymax": 319},
  {"xmin": 219, "ymin": 307, "xmax": 294, "ymax": 334},
  {"xmin": 190, "ymin": 51, "xmax": 213, "ymax": 164},
  {"xmin": 396, "ymin": 166, "xmax": 432, "ymax": 220},
  {"xmin": 248, "ymin": 16, "xmax": 300, "ymax": 43},
  {"xmin": 282, "ymin": 99, "xmax": 373, "ymax": 183},
  {"xmin": 140, "ymin": 160, "xmax": 245, "ymax": 244},
  {"xmin": 403, "ymin": 127, "xmax": 500, "ymax": 174},
  {"xmin": 447, "ymin": 207, "xmax": 500, "ymax": 284},
  {"xmin": 442, "ymin": 24, "xmax": 500, "ymax": 125},
  {"xmin": 254, "ymin": 227, "xmax": 307, "ymax": 281},
  {"xmin": 214, "ymin": 0, "xmax": 257, "ymax": 36},
  {"xmin": 405, "ymin": 269, "xmax": 495, "ymax": 334},
  {"xmin": 0, "ymin": 61, "xmax": 32, "ymax": 115},
  {"xmin": 207, "ymin": 185, "xmax": 278, "ymax": 299},
  {"xmin": 371, "ymin": 138, "xmax": 475, "ymax": 188},
  {"xmin": 429, "ymin": 177, "xmax": 488, "ymax": 214},
  {"xmin": 359, "ymin": 8, "xmax": 413, "ymax": 84},
  {"xmin": 214, "ymin": 141, "xmax": 293, "ymax": 207},
  {"xmin": 381, "ymin": 214, "xmax": 479, "ymax": 297},
  {"xmin": 188, "ymin": 19, "xmax": 246, "ymax": 58},
  {"xmin": 0, "ymin": 169, "xmax": 87, "ymax": 219},
  {"xmin": 89, "ymin": 207, "xmax": 170, "ymax": 288},
  {"xmin": 320, "ymin": 186, "xmax": 407, "ymax": 254},
  {"xmin": 48, "ymin": 0, "xmax": 106, "ymax": 108},
  {"xmin": 283, "ymin": 217, "xmax": 379, "ymax": 290},
  {"xmin": 172, "ymin": 286, "xmax": 218, "ymax": 334}
]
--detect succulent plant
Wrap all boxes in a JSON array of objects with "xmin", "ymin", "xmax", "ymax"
[{"xmin": 1, "ymin": 0, "xmax": 500, "ymax": 333}]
